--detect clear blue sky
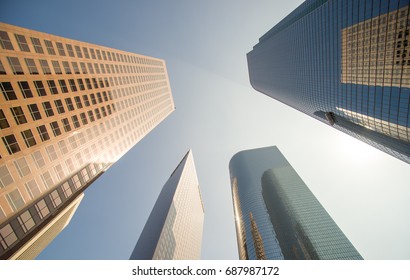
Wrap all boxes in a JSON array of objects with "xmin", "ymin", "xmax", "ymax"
[{"xmin": 1, "ymin": 0, "xmax": 409, "ymax": 260}]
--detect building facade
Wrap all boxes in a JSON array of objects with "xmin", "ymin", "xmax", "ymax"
[
  {"xmin": 0, "ymin": 22, "xmax": 174, "ymax": 259},
  {"xmin": 229, "ymin": 146, "xmax": 363, "ymax": 260},
  {"xmin": 247, "ymin": 0, "xmax": 410, "ymax": 163},
  {"xmin": 130, "ymin": 150, "xmax": 204, "ymax": 260}
]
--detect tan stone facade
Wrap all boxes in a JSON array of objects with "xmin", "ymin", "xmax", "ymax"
[{"xmin": 0, "ymin": 22, "xmax": 174, "ymax": 258}]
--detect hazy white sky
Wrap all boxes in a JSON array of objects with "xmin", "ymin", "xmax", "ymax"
[{"xmin": 2, "ymin": 0, "xmax": 409, "ymax": 260}]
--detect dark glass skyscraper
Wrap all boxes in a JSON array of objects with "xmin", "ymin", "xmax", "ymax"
[
  {"xmin": 247, "ymin": 0, "xmax": 410, "ymax": 163},
  {"xmin": 229, "ymin": 146, "xmax": 363, "ymax": 260}
]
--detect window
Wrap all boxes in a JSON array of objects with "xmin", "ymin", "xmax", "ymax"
[
  {"xmin": 62, "ymin": 44, "xmax": 74, "ymax": 57},
  {"xmin": 101, "ymin": 106, "xmax": 107, "ymax": 117},
  {"xmin": 15, "ymin": 34, "xmax": 30, "ymax": 52},
  {"xmin": 92, "ymin": 78, "xmax": 98, "ymax": 88},
  {"xmin": 0, "ymin": 109, "xmax": 10, "ymax": 129},
  {"xmin": 82, "ymin": 95, "xmax": 90, "ymax": 106},
  {"xmin": 71, "ymin": 115, "xmax": 80, "ymax": 128},
  {"xmin": 87, "ymin": 62, "xmax": 94, "ymax": 74},
  {"xmin": 0, "ymin": 31, "xmax": 14, "ymax": 50},
  {"xmin": 39, "ymin": 59, "xmax": 51, "ymax": 74},
  {"xmin": 50, "ymin": 121, "xmax": 61, "ymax": 136},
  {"xmin": 14, "ymin": 157, "xmax": 31, "ymax": 177},
  {"xmin": 80, "ymin": 168, "xmax": 89, "ymax": 181},
  {"xmin": 47, "ymin": 80, "xmax": 58, "ymax": 94},
  {"xmin": 97, "ymin": 92, "xmax": 103, "ymax": 103},
  {"xmin": 33, "ymin": 80, "xmax": 47, "ymax": 96},
  {"xmin": 58, "ymin": 140, "xmax": 68, "ymax": 154},
  {"xmin": 94, "ymin": 108, "xmax": 101, "ymax": 119},
  {"xmin": 54, "ymin": 164, "xmax": 65, "ymax": 180},
  {"xmin": 25, "ymin": 179, "xmax": 41, "ymax": 199},
  {"xmin": 62, "ymin": 61, "xmax": 71, "ymax": 74},
  {"xmin": 31, "ymin": 150, "xmax": 45, "ymax": 168},
  {"xmin": 11, "ymin": 106, "xmax": 27, "ymax": 125},
  {"xmin": 90, "ymin": 93, "xmax": 97, "ymax": 105},
  {"xmin": 94, "ymin": 63, "xmax": 100, "ymax": 74},
  {"xmin": 46, "ymin": 145, "xmax": 58, "ymax": 161},
  {"xmin": 6, "ymin": 189, "xmax": 25, "ymax": 211},
  {"xmin": 44, "ymin": 40, "xmax": 56, "ymax": 55},
  {"xmin": 1, "ymin": 82, "xmax": 17, "ymax": 100},
  {"xmin": 88, "ymin": 110, "xmax": 95, "ymax": 122},
  {"xmin": 74, "ymin": 96, "xmax": 83, "ymax": 109},
  {"xmin": 41, "ymin": 171, "xmax": 54, "ymax": 189},
  {"xmin": 55, "ymin": 42, "xmax": 66, "ymax": 56},
  {"xmin": 58, "ymin": 79, "xmax": 68, "ymax": 93},
  {"xmin": 54, "ymin": 99, "xmax": 65, "ymax": 114},
  {"xmin": 17, "ymin": 210, "xmax": 35, "ymax": 233},
  {"xmin": 65, "ymin": 98, "xmax": 75, "ymax": 111},
  {"xmin": 49, "ymin": 190, "xmax": 62, "ymax": 208},
  {"xmin": 2, "ymin": 134, "xmax": 20, "ymax": 154},
  {"xmin": 82, "ymin": 47, "xmax": 90, "ymax": 58},
  {"xmin": 21, "ymin": 129, "xmax": 36, "ymax": 148},
  {"xmin": 96, "ymin": 49, "xmax": 102, "ymax": 60},
  {"xmin": 24, "ymin": 58, "xmax": 39, "ymax": 74},
  {"xmin": 0, "ymin": 224, "xmax": 18, "ymax": 249},
  {"xmin": 68, "ymin": 135, "xmax": 78, "ymax": 148},
  {"xmin": 77, "ymin": 78, "xmax": 85, "ymax": 90},
  {"xmin": 68, "ymin": 79, "xmax": 77, "ymax": 92},
  {"xmin": 80, "ymin": 112, "xmax": 88, "ymax": 125},
  {"xmin": 18, "ymin": 81, "xmax": 33, "ymax": 98},
  {"xmin": 36, "ymin": 125, "xmax": 50, "ymax": 142},
  {"xmin": 0, "ymin": 59, "xmax": 6, "ymax": 74},
  {"xmin": 7, "ymin": 57, "xmax": 24, "ymax": 74},
  {"xmin": 90, "ymin": 48, "xmax": 96, "ymax": 59},
  {"xmin": 51, "ymin": 60, "xmax": 62, "ymax": 74},
  {"xmin": 61, "ymin": 118, "xmax": 71, "ymax": 132},
  {"xmin": 62, "ymin": 182, "xmax": 72, "ymax": 198},
  {"xmin": 74, "ymin": 45, "xmax": 83, "ymax": 58},
  {"xmin": 71, "ymin": 61, "xmax": 80, "ymax": 74},
  {"xmin": 85, "ymin": 78, "xmax": 92, "ymax": 89},
  {"xmin": 35, "ymin": 199, "xmax": 49, "ymax": 219},
  {"xmin": 30, "ymin": 37, "xmax": 44, "ymax": 53},
  {"xmin": 27, "ymin": 104, "xmax": 42, "ymax": 120},
  {"xmin": 80, "ymin": 62, "xmax": 87, "ymax": 74},
  {"xmin": 42, "ymin": 101, "xmax": 54, "ymax": 117},
  {"xmin": 0, "ymin": 165, "xmax": 14, "ymax": 189}
]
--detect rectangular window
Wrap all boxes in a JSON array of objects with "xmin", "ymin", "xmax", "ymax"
[
  {"xmin": 87, "ymin": 62, "xmax": 94, "ymax": 74},
  {"xmin": 1, "ymin": 82, "xmax": 17, "ymax": 100},
  {"xmin": 7, "ymin": 57, "xmax": 24, "ymax": 74},
  {"xmin": 94, "ymin": 63, "xmax": 100, "ymax": 74},
  {"xmin": 54, "ymin": 99, "xmax": 65, "ymax": 114},
  {"xmin": 82, "ymin": 95, "xmax": 90, "ymax": 106},
  {"xmin": 65, "ymin": 98, "xmax": 75, "ymax": 111},
  {"xmin": 24, "ymin": 58, "xmax": 39, "ymax": 74},
  {"xmin": 97, "ymin": 92, "xmax": 103, "ymax": 103},
  {"xmin": 74, "ymin": 45, "xmax": 83, "ymax": 58},
  {"xmin": 42, "ymin": 101, "xmax": 54, "ymax": 117},
  {"xmin": 74, "ymin": 96, "xmax": 83, "ymax": 109},
  {"xmin": 80, "ymin": 62, "xmax": 87, "ymax": 74},
  {"xmin": 0, "ymin": 165, "xmax": 14, "ymax": 189},
  {"xmin": 55, "ymin": 42, "xmax": 66, "ymax": 56},
  {"xmin": 92, "ymin": 78, "xmax": 98, "ymax": 88},
  {"xmin": 71, "ymin": 115, "xmax": 80, "ymax": 128},
  {"xmin": 44, "ymin": 40, "xmax": 56, "ymax": 55},
  {"xmin": 18, "ymin": 81, "xmax": 33, "ymax": 98},
  {"xmin": 25, "ymin": 179, "xmax": 41, "ymax": 199},
  {"xmin": 36, "ymin": 125, "xmax": 50, "ymax": 142},
  {"xmin": 71, "ymin": 62, "xmax": 80, "ymax": 74},
  {"xmin": 62, "ymin": 118, "xmax": 71, "ymax": 132},
  {"xmin": 68, "ymin": 135, "xmax": 78, "ymax": 149},
  {"xmin": 54, "ymin": 164, "xmax": 66, "ymax": 180},
  {"xmin": 90, "ymin": 48, "xmax": 96, "ymax": 59},
  {"xmin": 101, "ymin": 106, "xmax": 107, "ymax": 117},
  {"xmin": 66, "ymin": 43, "xmax": 75, "ymax": 57},
  {"xmin": 51, "ymin": 60, "xmax": 62, "ymax": 74},
  {"xmin": 30, "ymin": 37, "xmax": 44, "ymax": 53},
  {"xmin": 14, "ymin": 157, "xmax": 31, "ymax": 177},
  {"xmin": 39, "ymin": 59, "xmax": 51, "ymax": 74},
  {"xmin": 96, "ymin": 49, "xmax": 102, "ymax": 60},
  {"xmin": 62, "ymin": 61, "xmax": 72, "ymax": 74},
  {"xmin": 50, "ymin": 121, "xmax": 61, "ymax": 136},
  {"xmin": 17, "ymin": 210, "xmax": 35, "ymax": 233},
  {"xmin": 0, "ymin": 31, "xmax": 14, "ymax": 50},
  {"xmin": 21, "ymin": 129, "xmax": 36, "ymax": 148},
  {"xmin": 47, "ymin": 80, "xmax": 58, "ymax": 94},
  {"xmin": 10, "ymin": 106, "xmax": 27, "ymax": 125},
  {"xmin": 85, "ymin": 78, "xmax": 92, "ymax": 89},
  {"xmin": 87, "ymin": 110, "xmax": 95, "ymax": 122},
  {"xmin": 82, "ymin": 47, "xmax": 90, "ymax": 58},
  {"xmin": 94, "ymin": 108, "xmax": 101, "ymax": 119},
  {"xmin": 32, "ymin": 150, "xmax": 45, "ymax": 168},
  {"xmin": 33, "ymin": 80, "xmax": 47, "ymax": 96},
  {"xmin": 77, "ymin": 78, "xmax": 85, "ymax": 91},
  {"xmin": 58, "ymin": 79, "xmax": 68, "ymax": 93},
  {"xmin": 49, "ymin": 190, "xmax": 62, "ymax": 208},
  {"xmin": 62, "ymin": 182, "xmax": 72, "ymax": 198},
  {"xmin": 41, "ymin": 171, "xmax": 54, "ymax": 189},
  {"xmin": 90, "ymin": 93, "xmax": 97, "ymax": 105},
  {"xmin": 102, "ymin": 50, "xmax": 107, "ymax": 60},
  {"xmin": 68, "ymin": 79, "xmax": 77, "ymax": 92},
  {"xmin": 14, "ymin": 34, "xmax": 30, "ymax": 52},
  {"xmin": 2, "ymin": 134, "xmax": 21, "ymax": 154},
  {"xmin": 6, "ymin": 189, "xmax": 25, "ymax": 211},
  {"xmin": 35, "ymin": 199, "xmax": 50, "ymax": 219},
  {"xmin": 28, "ymin": 104, "xmax": 42, "ymax": 120},
  {"xmin": 58, "ymin": 139, "xmax": 68, "ymax": 154},
  {"xmin": 100, "ymin": 63, "xmax": 106, "ymax": 74},
  {"xmin": 80, "ymin": 112, "xmax": 88, "ymax": 125},
  {"xmin": 0, "ymin": 109, "xmax": 10, "ymax": 129},
  {"xmin": 45, "ymin": 145, "xmax": 58, "ymax": 161}
]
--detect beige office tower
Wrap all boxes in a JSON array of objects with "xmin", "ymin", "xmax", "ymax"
[
  {"xmin": 0, "ymin": 22, "xmax": 174, "ymax": 259},
  {"xmin": 130, "ymin": 150, "xmax": 205, "ymax": 260}
]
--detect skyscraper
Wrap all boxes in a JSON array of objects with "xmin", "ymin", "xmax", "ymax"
[
  {"xmin": 229, "ymin": 146, "xmax": 363, "ymax": 260},
  {"xmin": 0, "ymin": 22, "xmax": 174, "ymax": 259},
  {"xmin": 130, "ymin": 150, "xmax": 204, "ymax": 260},
  {"xmin": 247, "ymin": 0, "xmax": 410, "ymax": 163}
]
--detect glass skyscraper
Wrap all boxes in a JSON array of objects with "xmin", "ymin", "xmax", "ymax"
[
  {"xmin": 0, "ymin": 23, "xmax": 174, "ymax": 259},
  {"xmin": 247, "ymin": 0, "xmax": 410, "ymax": 163},
  {"xmin": 130, "ymin": 150, "xmax": 204, "ymax": 260},
  {"xmin": 229, "ymin": 146, "xmax": 363, "ymax": 260}
]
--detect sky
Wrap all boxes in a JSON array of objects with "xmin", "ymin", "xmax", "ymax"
[{"xmin": 1, "ymin": 0, "xmax": 409, "ymax": 260}]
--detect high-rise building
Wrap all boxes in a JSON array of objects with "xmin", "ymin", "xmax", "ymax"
[
  {"xmin": 130, "ymin": 150, "xmax": 204, "ymax": 260},
  {"xmin": 247, "ymin": 0, "xmax": 410, "ymax": 163},
  {"xmin": 0, "ymin": 22, "xmax": 174, "ymax": 259},
  {"xmin": 229, "ymin": 146, "xmax": 363, "ymax": 260}
]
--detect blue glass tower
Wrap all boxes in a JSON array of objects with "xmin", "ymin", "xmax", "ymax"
[
  {"xmin": 247, "ymin": 0, "xmax": 410, "ymax": 163},
  {"xmin": 229, "ymin": 146, "xmax": 363, "ymax": 260}
]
